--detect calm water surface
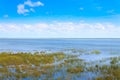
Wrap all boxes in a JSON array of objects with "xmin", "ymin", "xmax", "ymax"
[{"xmin": 0, "ymin": 38, "xmax": 120, "ymax": 52}]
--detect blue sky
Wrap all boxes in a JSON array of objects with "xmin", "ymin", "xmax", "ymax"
[{"xmin": 0, "ymin": 0, "xmax": 120, "ymax": 38}]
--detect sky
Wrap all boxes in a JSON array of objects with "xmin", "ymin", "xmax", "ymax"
[{"xmin": 0, "ymin": 0, "xmax": 120, "ymax": 38}]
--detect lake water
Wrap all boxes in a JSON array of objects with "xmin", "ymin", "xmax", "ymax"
[
  {"xmin": 0, "ymin": 38, "xmax": 120, "ymax": 80},
  {"xmin": 0, "ymin": 38, "xmax": 120, "ymax": 52}
]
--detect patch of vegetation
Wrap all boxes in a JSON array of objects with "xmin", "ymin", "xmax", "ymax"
[
  {"xmin": 0, "ymin": 51, "xmax": 119, "ymax": 80},
  {"xmin": 67, "ymin": 66, "xmax": 83, "ymax": 73},
  {"xmin": 90, "ymin": 50, "xmax": 101, "ymax": 54},
  {"xmin": 0, "ymin": 52, "xmax": 66, "ymax": 79}
]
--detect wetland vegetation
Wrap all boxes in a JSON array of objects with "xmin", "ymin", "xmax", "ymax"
[{"xmin": 0, "ymin": 49, "xmax": 119, "ymax": 80}]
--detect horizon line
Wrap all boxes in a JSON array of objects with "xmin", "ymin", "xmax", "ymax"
[{"xmin": 0, "ymin": 38, "xmax": 120, "ymax": 39}]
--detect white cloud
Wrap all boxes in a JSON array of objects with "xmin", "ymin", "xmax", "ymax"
[
  {"xmin": 24, "ymin": 0, "xmax": 44, "ymax": 7},
  {"xmin": 17, "ymin": 4, "xmax": 29, "ymax": 15},
  {"xmin": 0, "ymin": 21, "xmax": 120, "ymax": 38},
  {"xmin": 17, "ymin": 0, "xmax": 44, "ymax": 15}
]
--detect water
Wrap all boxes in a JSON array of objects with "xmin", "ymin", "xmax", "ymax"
[
  {"xmin": 0, "ymin": 38, "xmax": 120, "ymax": 52},
  {"xmin": 0, "ymin": 38, "xmax": 120, "ymax": 80}
]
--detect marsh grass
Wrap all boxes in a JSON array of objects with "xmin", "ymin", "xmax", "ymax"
[
  {"xmin": 90, "ymin": 50, "xmax": 101, "ymax": 54},
  {"xmin": 0, "ymin": 52, "xmax": 66, "ymax": 79},
  {"xmin": 67, "ymin": 66, "xmax": 83, "ymax": 73},
  {"xmin": 0, "ymin": 50, "xmax": 119, "ymax": 80}
]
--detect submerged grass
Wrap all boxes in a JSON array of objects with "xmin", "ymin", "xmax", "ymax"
[{"xmin": 0, "ymin": 50, "xmax": 119, "ymax": 80}]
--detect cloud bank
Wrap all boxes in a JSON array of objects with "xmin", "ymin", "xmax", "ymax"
[{"xmin": 0, "ymin": 21, "xmax": 119, "ymax": 38}]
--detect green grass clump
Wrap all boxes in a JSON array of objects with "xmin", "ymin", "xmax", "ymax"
[
  {"xmin": 64, "ymin": 59, "xmax": 83, "ymax": 64},
  {"xmin": 110, "ymin": 57, "xmax": 120, "ymax": 65},
  {"xmin": 0, "ymin": 52, "xmax": 66, "ymax": 79},
  {"xmin": 0, "ymin": 51, "xmax": 119, "ymax": 80},
  {"xmin": 0, "ymin": 68, "xmax": 8, "ymax": 73},
  {"xmin": 95, "ymin": 77, "xmax": 103, "ymax": 80},
  {"xmin": 91, "ymin": 50, "xmax": 101, "ymax": 54},
  {"xmin": 0, "ymin": 52, "xmax": 66, "ymax": 66},
  {"xmin": 67, "ymin": 66, "xmax": 83, "ymax": 73}
]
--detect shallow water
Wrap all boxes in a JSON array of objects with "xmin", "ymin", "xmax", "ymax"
[
  {"xmin": 0, "ymin": 38, "xmax": 120, "ymax": 60},
  {"xmin": 79, "ymin": 52, "xmax": 119, "ymax": 62},
  {"xmin": 0, "ymin": 38, "xmax": 120, "ymax": 80},
  {"xmin": 0, "ymin": 38, "xmax": 120, "ymax": 52}
]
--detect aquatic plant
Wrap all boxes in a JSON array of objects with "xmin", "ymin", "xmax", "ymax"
[
  {"xmin": 67, "ymin": 66, "xmax": 83, "ymax": 73},
  {"xmin": 95, "ymin": 77, "xmax": 103, "ymax": 80},
  {"xmin": 0, "ymin": 51, "xmax": 119, "ymax": 80},
  {"xmin": 90, "ymin": 50, "xmax": 101, "ymax": 54}
]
